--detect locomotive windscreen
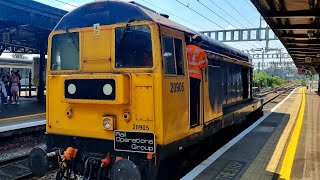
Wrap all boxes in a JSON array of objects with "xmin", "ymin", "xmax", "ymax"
[
  {"xmin": 115, "ymin": 25, "xmax": 153, "ymax": 68},
  {"xmin": 51, "ymin": 32, "xmax": 80, "ymax": 70}
]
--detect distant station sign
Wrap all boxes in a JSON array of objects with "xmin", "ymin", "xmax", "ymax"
[
  {"xmin": 305, "ymin": 57, "xmax": 320, "ymax": 63},
  {"xmin": 305, "ymin": 57, "xmax": 312, "ymax": 63},
  {"xmin": 2, "ymin": 32, "xmax": 10, "ymax": 43},
  {"xmin": 297, "ymin": 68, "xmax": 309, "ymax": 75}
]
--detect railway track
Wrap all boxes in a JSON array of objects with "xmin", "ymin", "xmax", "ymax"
[
  {"xmin": 0, "ymin": 145, "xmax": 48, "ymax": 180},
  {"xmin": 261, "ymin": 85, "xmax": 297, "ymax": 106},
  {"xmin": 0, "ymin": 156, "xmax": 31, "ymax": 180},
  {"xmin": 254, "ymin": 84, "xmax": 294, "ymax": 98},
  {"xmin": 0, "ymin": 131, "xmax": 45, "ymax": 180}
]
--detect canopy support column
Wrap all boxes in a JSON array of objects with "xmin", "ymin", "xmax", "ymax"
[{"xmin": 37, "ymin": 41, "xmax": 46, "ymax": 103}]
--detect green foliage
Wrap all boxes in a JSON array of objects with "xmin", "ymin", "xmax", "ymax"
[
  {"xmin": 11, "ymin": 53, "xmax": 28, "ymax": 59},
  {"xmin": 253, "ymin": 71, "xmax": 287, "ymax": 88}
]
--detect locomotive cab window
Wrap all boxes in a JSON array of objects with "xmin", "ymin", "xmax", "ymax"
[
  {"xmin": 115, "ymin": 25, "xmax": 153, "ymax": 68},
  {"xmin": 51, "ymin": 32, "xmax": 80, "ymax": 70},
  {"xmin": 162, "ymin": 35, "xmax": 185, "ymax": 75},
  {"xmin": 174, "ymin": 39, "xmax": 184, "ymax": 75}
]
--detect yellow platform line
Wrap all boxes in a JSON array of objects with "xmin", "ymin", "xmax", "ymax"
[
  {"xmin": 0, "ymin": 112, "xmax": 46, "ymax": 122},
  {"xmin": 278, "ymin": 88, "xmax": 306, "ymax": 180}
]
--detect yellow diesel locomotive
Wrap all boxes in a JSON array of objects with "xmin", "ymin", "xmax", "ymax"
[{"xmin": 29, "ymin": 1, "xmax": 262, "ymax": 179}]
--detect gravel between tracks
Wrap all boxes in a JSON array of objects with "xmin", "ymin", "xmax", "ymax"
[
  {"xmin": 0, "ymin": 133, "xmax": 46, "ymax": 163},
  {"xmin": 262, "ymin": 89, "xmax": 293, "ymax": 112},
  {"xmin": 31, "ymin": 170, "xmax": 58, "ymax": 180}
]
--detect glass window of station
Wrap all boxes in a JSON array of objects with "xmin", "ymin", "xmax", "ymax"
[
  {"xmin": 115, "ymin": 25, "xmax": 153, "ymax": 68},
  {"xmin": 51, "ymin": 32, "xmax": 80, "ymax": 70}
]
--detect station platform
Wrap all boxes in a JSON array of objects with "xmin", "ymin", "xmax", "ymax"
[
  {"xmin": 0, "ymin": 97, "xmax": 45, "ymax": 119},
  {"xmin": 182, "ymin": 87, "xmax": 318, "ymax": 180},
  {"xmin": 0, "ymin": 97, "xmax": 45, "ymax": 134}
]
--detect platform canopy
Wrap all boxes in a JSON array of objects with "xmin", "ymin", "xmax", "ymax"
[
  {"xmin": 251, "ymin": 0, "xmax": 320, "ymax": 74},
  {"xmin": 0, "ymin": 0, "xmax": 67, "ymax": 55}
]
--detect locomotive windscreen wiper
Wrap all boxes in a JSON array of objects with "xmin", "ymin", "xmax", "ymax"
[
  {"xmin": 115, "ymin": 19, "xmax": 136, "ymax": 49},
  {"xmin": 64, "ymin": 27, "xmax": 79, "ymax": 52}
]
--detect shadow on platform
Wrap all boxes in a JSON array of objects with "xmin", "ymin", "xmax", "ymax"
[
  {"xmin": 241, "ymin": 111, "xmax": 291, "ymax": 180},
  {"xmin": 189, "ymin": 110, "xmax": 296, "ymax": 180},
  {"xmin": 200, "ymin": 112, "xmax": 293, "ymax": 180}
]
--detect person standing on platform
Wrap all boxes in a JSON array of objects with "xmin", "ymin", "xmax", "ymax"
[
  {"xmin": 16, "ymin": 70, "xmax": 22, "ymax": 97},
  {"xmin": 10, "ymin": 72, "xmax": 20, "ymax": 104},
  {"xmin": 0, "ymin": 68, "xmax": 5, "ymax": 78},
  {"xmin": 186, "ymin": 35, "xmax": 208, "ymax": 126},
  {"xmin": 0, "ymin": 76, "xmax": 7, "ymax": 106},
  {"xmin": 8, "ymin": 70, "xmax": 14, "ymax": 102}
]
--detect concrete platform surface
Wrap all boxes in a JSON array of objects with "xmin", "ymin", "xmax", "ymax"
[
  {"xmin": 291, "ymin": 90, "xmax": 320, "ymax": 180},
  {"xmin": 0, "ymin": 97, "xmax": 45, "ymax": 119}
]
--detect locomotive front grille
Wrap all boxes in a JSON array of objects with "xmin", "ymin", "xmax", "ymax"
[{"xmin": 64, "ymin": 79, "xmax": 116, "ymax": 100}]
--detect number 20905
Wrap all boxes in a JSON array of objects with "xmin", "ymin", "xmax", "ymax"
[{"xmin": 170, "ymin": 82, "xmax": 184, "ymax": 93}]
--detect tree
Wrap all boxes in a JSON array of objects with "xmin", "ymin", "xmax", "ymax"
[
  {"xmin": 253, "ymin": 71, "xmax": 286, "ymax": 88},
  {"xmin": 11, "ymin": 53, "xmax": 28, "ymax": 59}
]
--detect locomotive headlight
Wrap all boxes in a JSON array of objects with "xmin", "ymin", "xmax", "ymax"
[
  {"xmin": 103, "ymin": 84, "xmax": 113, "ymax": 95},
  {"xmin": 68, "ymin": 84, "xmax": 76, "ymax": 94},
  {"xmin": 102, "ymin": 116, "xmax": 114, "ymax": 130}
]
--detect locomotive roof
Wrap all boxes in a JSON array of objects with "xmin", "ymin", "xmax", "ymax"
[{"xmin": 53, "ymin": 0, "xmax": 251, "ymax": 62}]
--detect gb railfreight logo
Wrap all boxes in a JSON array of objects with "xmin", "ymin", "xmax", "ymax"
[{"xmin": 114, "ymin": 130, "xmax": 155, "ymax": 153}]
